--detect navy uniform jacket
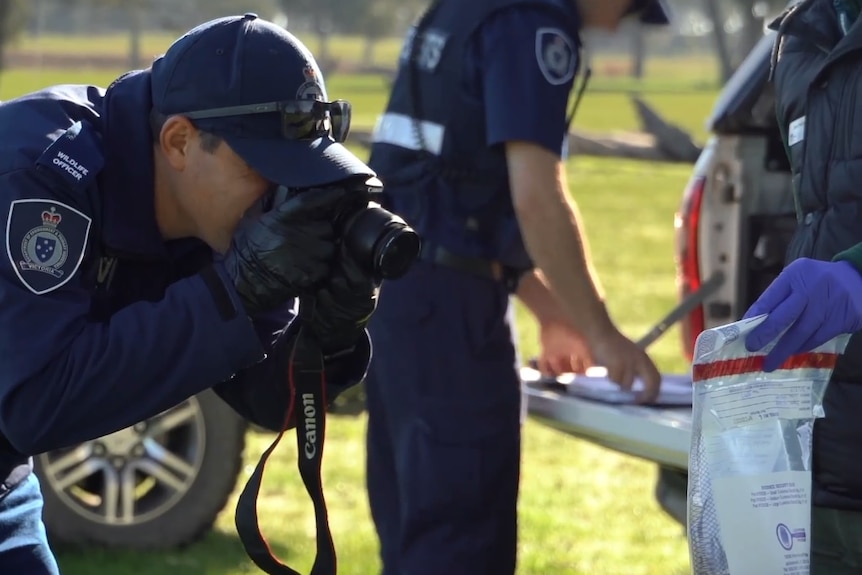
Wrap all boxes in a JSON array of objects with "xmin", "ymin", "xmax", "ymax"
[{"xmin": 0, "ymin": 70, "xmax": 368, "ymax": 471}]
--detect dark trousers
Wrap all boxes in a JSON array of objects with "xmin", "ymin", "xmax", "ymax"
[
  {"xmin": 365, "ymin": 262, "xmax": 523, "ymax": 575},
  {"xmin": 0, "ymin": 472, "xmax": 60, "ymax": 575},
  {"xmin": 812, "ymin": 506, "xmax": 862, "ymax": 574}
]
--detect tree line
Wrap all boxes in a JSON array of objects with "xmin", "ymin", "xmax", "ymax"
[
  {"xmin": 6, "ymin": 0, "xmax": 427, "ymax": 38},
  {"xmin": 0, "ymin": 0, "xmax": 806, "ymax": 85}
]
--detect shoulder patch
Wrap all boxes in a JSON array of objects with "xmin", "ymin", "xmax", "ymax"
[
  {"xmin": 399, "ymin": 26, "xmax": 448, "ymax": 72},
  {"xmin": 5, "ymin": 199, "xmax": 92, "ymax": 295},
  {"xmin": 535, "ymin": 27, "xmax": 577, "ymax": 86},
  {"xmin": 35, "ymin": 121, "xmax": 104, "ymax": 191}
]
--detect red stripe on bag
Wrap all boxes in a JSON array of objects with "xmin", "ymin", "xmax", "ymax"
[{"xmin": 693, "ymin": 352, "xmax": 841, "ymax": 382}]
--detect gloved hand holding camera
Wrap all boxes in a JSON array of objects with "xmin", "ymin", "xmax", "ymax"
[
  {"xmin": 301, "ymin": 248, "xmax": 380, "ymax": 355},
  {"xmin": 285, "ymin": 176, "xmax": 419, "ymax": 354},
  {"xmin": 225, "ymin": 175, "xmax": 419, "ymax": 351},
  {"xmin": 222, "ymin": 187, "xmax": 348, "ymax": 316}
]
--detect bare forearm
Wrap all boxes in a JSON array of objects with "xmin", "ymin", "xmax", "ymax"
[
  {"xmin": 518, "ymin": 192, "xmax": 611, "ymax": 333},
  {"xmin": 515, "ymin": 269, "xmax": 569, "ymax": 326},
  {"xmin": 508, "ymin": 142, "xmax": 612, "ymax": 335}
]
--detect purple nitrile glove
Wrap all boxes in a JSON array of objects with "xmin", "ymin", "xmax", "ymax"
[{"xmin": 743, "ymin": 258, "xmax": 862, "ymax": 371}]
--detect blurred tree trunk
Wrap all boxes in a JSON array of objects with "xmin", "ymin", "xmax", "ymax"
[
  {"xmin": 631, "ymin": 21, "xmax": 645, "ymax": 80},
  {"xmin": 703, "ymin": 0, "xmax": 734, "ymax": 82},
  {"xmin": 0, "ymin": 0, "xmax": 11, "ymax": 73},
  {"xmin": 0, "ymin": 0, "xmax": 31, "ymax": 88},
  {"xmin": 363, "ymin": 37, "xmax": 375, "ymax": 64},
  {"xmin": 314, "ymin": 14, "xmax": 332, "ymax": 71},
  {"xmin": 128, "ymin": 4, "xmax": 144, "ymax": 69},
  {"xmin": 736, "ymin": 0, "xmax": 765, "ymax": 66}
]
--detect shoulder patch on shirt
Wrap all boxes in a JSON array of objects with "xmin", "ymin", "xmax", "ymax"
[
  {"xmin": 6, "ymin": 199, "xmax": 92, "ymax": 295},
  {"xmin": 35, "ymin": 121, "xmax": 105, "ymax": 191},
  {"xmin": 535, "ymin": 27, "xmax": 577, "ymax": 86}
]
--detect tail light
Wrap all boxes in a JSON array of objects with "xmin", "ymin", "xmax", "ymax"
[{"xmin": 674, "ymin": 175, "xmax": 707, "ymax": 362}]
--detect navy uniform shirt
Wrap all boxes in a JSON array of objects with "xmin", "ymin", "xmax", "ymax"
[
  {"xmin": 0, "ymin": 71, "xmax": 367, "ymax": 461},
  {"xmin": 462, "ymin": 4, "xmax": 580, "ymax": 265},
  {"xmin": 469, "ymin": 4, "xmax": 579, "ymax": 160}
]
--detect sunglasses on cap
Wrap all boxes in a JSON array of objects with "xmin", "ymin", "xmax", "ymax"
[{"xmin": 181, "ymin": 99, "xmax": 352, "ymax": 143}]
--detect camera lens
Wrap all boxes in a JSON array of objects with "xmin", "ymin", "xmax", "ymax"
[
  {"xmin": 342, "ymin": 205, "xmax": 421, "ymax": 280},
  {"xmin": 374, "ymin": 226, "xmax": 421, "ymax": 279}
]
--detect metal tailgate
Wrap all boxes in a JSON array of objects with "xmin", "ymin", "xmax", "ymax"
[{"xmin": 524, "ymin": 377, "xmax": 693, "ymax": 472}]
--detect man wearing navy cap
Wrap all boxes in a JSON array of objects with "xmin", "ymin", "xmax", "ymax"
[
  {"xmin": 0, "ymin": 14, "xmax": 379, "ymax": 574},
  {"xmin": 365, "ymin": 1, "xmax": 670, "ymax": 573}
]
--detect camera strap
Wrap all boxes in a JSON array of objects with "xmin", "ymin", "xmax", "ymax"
[{"xmin": 235, "ymin": 325, "xmax": 337, "ymax": 575}]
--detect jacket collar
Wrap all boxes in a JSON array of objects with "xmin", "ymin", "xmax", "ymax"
[
  {"xmin": 769, "ymin": 0, "xmax": 841, "ymax": 51},
  {"xmin": 98, "ymin": 70, "xmax": 167, "ymax": 259}
]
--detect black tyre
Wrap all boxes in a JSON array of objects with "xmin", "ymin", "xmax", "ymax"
[
  {"xmin": 35, "ymin": 390, "xmax": 246, "ymax": 549},
  {"xmin": 654, "ymin": 465, "xmax": 688, "ymax": 531}
]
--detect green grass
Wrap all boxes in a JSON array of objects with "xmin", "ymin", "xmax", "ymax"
[
  {"xmin": 0, "ymin": 68, "xmax": 719, "ymax": 144},
  {"xmin": 0, "ymin": 58, "xmax": 711, "ymax": 573}
]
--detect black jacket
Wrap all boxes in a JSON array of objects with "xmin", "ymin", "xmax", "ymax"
[{"xmin": 771, "ymin": 0, "xmax": 862, "ymax": 511}]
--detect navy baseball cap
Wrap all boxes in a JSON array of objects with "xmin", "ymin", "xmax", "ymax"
[
  {"xmin": 150, "ymin": 13, "xmax": 375, "ymax": 188},
  {"xmin": 631, "ymin": 0, "xmax": 672, "ymax": 25}
]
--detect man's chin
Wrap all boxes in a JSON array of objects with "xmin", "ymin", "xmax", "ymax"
[{"xmin": 205, "ymin": 235, "xmax": 231, "ymax": 255}]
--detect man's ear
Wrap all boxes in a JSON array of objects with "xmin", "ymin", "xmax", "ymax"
[{"xmin": 159, "ymin": 115, "xmax": 197, "ymax": 171}]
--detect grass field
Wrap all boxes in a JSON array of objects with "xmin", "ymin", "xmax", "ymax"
[
  {"xmin": 0, "ymin": 34, "xmax": 722, "ymax": 575},
  {"xmin": 0, "ymin": 68, "xmax": 719, "ymax": 142}
]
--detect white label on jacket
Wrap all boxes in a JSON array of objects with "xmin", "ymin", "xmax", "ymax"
[{"xmin": 788, "ymin": 116, "xmax": 806, "ymax": 147}]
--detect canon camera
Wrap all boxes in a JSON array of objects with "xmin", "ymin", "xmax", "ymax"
[{"xmin": 274, "ymin": 176, "xmax": 420, "ymax": 281}]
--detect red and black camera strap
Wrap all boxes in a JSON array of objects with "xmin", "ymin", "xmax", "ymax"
[{"xmin": 235, "ymin": 326, "xmax": 336, "ymax": 575}]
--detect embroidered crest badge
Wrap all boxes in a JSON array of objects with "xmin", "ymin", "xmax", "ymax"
[
  {"xmin": 6, "ymin": 199, "xmax": 92, "ymax": 295},
  {"xmin": 296, "ymin": 64, "xmax": 326, "ymax": 101},
  {"xmin": 535, "ymin": 28, "xmax": 577, "ymax": 86}
]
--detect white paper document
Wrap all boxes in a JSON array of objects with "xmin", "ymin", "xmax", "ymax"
[
  {"xmin": 521, "ymin": 366, "xmax": 692, "ymax": 406},
  {"xmin": 712, "ymin": 470, "xmax": 812, "ymax": 575}
]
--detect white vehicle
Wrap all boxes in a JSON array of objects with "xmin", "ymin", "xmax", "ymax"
[{"xmin": 525, "ymin": 31, "xmax": 793, "ymax": 528}]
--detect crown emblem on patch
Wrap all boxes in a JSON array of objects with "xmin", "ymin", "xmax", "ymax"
[
  {"xmin": 41, "ymin": 207, "xmax": 62, "ymax": 227},
  {"xmin": 302, "ymin": 64, "xmax": 317, "ymax": 82}
]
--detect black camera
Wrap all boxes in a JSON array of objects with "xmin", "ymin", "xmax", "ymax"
[{"xmin": 276, "ymin": 176, "xmax": 421, "ymax": 281}]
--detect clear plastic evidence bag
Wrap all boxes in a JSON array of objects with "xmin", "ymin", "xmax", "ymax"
[{"xmin": 688, "ymin": 315, "xmax": 850, "ymax": 575}]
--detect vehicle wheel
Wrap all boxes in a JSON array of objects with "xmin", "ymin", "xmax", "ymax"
[{"xmin": 35, "ymin": 390, "xmax": 246, "ymax": 550}]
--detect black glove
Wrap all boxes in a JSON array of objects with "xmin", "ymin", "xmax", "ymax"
[
  {"xmin": 223, "ymin": 187, "xmax": 347, "ymax": 316},
  {"xmin": 300, "ymin": 251, "xmax": 380, "ymax": 355}
]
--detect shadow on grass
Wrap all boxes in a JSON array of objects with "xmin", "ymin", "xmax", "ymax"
[{"xmin": 54, "ymin": 528, "xmax": 296, "ymax": 575}]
